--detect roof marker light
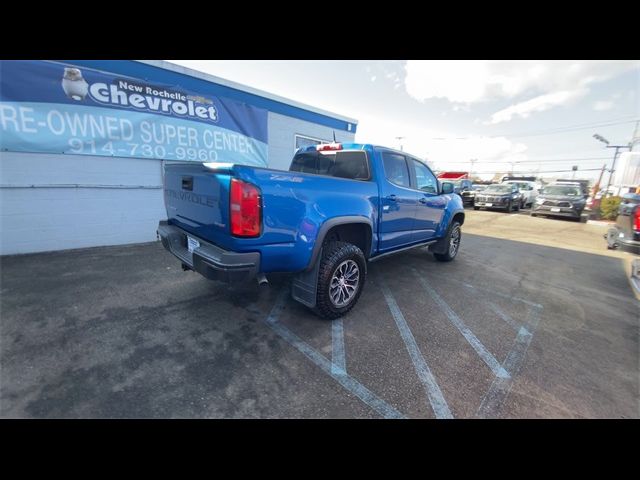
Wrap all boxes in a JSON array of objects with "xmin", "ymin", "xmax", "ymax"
[{"xmin": 316, "ymin": 143, "xmax": 343, "ymax": 151}]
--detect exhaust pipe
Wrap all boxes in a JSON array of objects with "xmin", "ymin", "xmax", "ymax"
[{"xmin": 257, "ymin": 273, "xmax": 269, "ymax": 286}]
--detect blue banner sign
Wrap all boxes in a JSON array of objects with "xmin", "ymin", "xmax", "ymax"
[{"xmin": 0, "ymin": 60, "xmax": 269, "ymax": 165}]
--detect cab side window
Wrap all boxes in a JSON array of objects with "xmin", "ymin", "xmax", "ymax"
[
  {"xmin": 382, "ymin": 152, "xmax": 411, "ymax": 188},
  {"xmin": 411, "ymin": 159, "xmax": 438, "ymax": 194}
]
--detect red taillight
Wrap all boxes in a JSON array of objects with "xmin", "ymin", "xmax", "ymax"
[
  {"xmin": 634, "ymin": 208, "xmax": 640, "ymax": 231},
  {"xmin": 230, "ymin": 178, "xmax": 261, "ymax": 237},
  {"xmin": 316, "ymin": 143, "xmax": 343, "ymax": 151}
]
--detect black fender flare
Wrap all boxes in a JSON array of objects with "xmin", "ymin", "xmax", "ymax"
[
  {"xmin": 431, "ymin": 211, "xmax": 464, "ymax": 254},
  {"xmin": 305, "ymin": 216, "xmax": 373, "ymax": 271}
]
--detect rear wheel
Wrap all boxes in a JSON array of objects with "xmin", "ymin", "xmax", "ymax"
[
  {"xmin": 434, "ymin": 221, "xmax": 462, "ymax": 262},
  {"xmin": 314, "ymin": 241, "xmax": 366, "ymax": 320},
  {"xmin": 473, "ymin": 206, "xmax": 479, "ymax": 211}
]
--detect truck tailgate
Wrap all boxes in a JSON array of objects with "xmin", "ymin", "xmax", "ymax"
[{"xmin": 163, "ymin": 162, "xmax": 231, "ymax": 244}]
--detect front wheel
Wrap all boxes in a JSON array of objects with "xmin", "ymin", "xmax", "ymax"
[
  {"xmin": 434, "ymin": 221, "xmax": 462, "ymax": 262},
  {"xmin": 314, "ymin": 241, "xmax": 367, "ymax": 319}
]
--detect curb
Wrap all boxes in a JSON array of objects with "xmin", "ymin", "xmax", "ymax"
[{"xmin": 587, "ymin": 220, "xmax": 616, "ymax": 226}]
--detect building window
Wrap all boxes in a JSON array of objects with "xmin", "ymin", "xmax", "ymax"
[{"xmin": 295, "ymin": 134, "xmax": 326, "ymax": 153}]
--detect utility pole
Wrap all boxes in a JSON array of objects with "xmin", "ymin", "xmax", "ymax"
[
  {"xmin": 604, "ymin": 145, "xmax": 631, "ymax": 195},
  {"xmin": 469, "ymin": 158, "xmax": 477, "ymax": 177},
  {"xmin": 590, "ymin": 163, "xmax": 607, "ymax": 213},
  {"xmin": 395, "ymin": 136, "xmax": 405, "ymax": 151},
  {"xmin": 593, "ymin": 133, "xmax": 632, "ymax": 197}
]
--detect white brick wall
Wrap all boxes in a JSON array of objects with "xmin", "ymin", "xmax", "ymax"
[{"xmin": 0, "ymin": 152, "xmax": 165, "ymax": 255}]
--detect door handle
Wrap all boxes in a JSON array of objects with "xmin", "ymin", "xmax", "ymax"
[
  {"xmin": 419, "ymin": 197, "xmax": 428, "ymax": 204},
  {"xmin": 386, "ymin": 194, "xmax": 397, "ymax": 202}
]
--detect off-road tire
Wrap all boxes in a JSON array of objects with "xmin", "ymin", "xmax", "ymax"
[
  {"xmin": 433, "ymin": 221, "xmax": 462, "ymax": 262},
  {"xmin": 313, "ymin": 241, "xmax": 367, "ymax": 320}
]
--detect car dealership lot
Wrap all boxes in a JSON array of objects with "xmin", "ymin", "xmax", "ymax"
[{"xmin": 1, "ymin": 210, "xmax": 638, "ymax": 418}]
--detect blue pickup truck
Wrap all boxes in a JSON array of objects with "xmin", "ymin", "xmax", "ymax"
[{"xmin": 157, "ymin": 143, "xmax": 464, "ymax": 319}]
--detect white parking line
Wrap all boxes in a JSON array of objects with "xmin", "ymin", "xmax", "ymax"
[
  {"xmin": 462, "ymin": 282, "xmax": 543, "ymax": 309},
  {"xmin": 331, "ymin": 319, "xmax": 347, "ymax": 375},
  {"xmin": 379, "ymin": 279, "xmax": 453, "ymax": 419},
  {"xmin": 487, "ymin": 302, "xmax": 528, "ymax": 334},
  {"xmin": 264, "ymin": 289, "xmax": 405, "ymax": 419},
  {"xmin": 475, "ymin": 306, "xmax": 542, "ymax": 418},
  {"xmin": 412, "ymin": 270, "xmax": 510, "ymax": 379}
]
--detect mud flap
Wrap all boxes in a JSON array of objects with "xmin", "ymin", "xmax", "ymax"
[
  {"xmin": 429, "ymin": 234, "xmax": 449, "ymax": 255},
  {"xmin": 291, "ymin": 247, "xmax": 322, "ymax": 308}
]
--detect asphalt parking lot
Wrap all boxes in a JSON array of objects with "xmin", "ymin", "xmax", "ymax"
[{"xmin": 1, "ymin": 209, "xmax": 638, "ymax": 418}]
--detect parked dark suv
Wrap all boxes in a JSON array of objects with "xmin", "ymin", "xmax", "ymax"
[
  {"xmin": 605, "ymin": 193, "xmax": 640, "ymax": 254},
  {"xmin": 531, "ymin": 183, "xmax": 586, "ymax": 221},
  {"xmin": 452, "ymin": 179, "xmax": 475, "ymax": 206},
  {"xmin": 474, "ymin": 183, "xmax": 523, "ymax": 212}
]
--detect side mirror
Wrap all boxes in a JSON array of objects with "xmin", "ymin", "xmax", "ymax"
[{"xmin": 441, "ymin": 182, "xmax": 454, "ymax": 194}]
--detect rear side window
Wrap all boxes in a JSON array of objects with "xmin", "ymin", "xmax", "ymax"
[
  {"xmin": 290, "ymin": 150, "xmax": 370, "ymax": 180},
  {"xmin": 382, "ymin": 152, "xmax": 410, "ymax": 187}
]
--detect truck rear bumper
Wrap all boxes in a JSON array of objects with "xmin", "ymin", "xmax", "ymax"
[
  {"xmin": 606, "ymin": 226, "xmax": 640, "ymax": 254},
  {"xmin": 157, "ymin": 221, "xmax": 260, "ymax": 282}
]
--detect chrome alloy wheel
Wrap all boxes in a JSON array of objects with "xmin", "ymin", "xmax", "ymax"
[
  {"xmin": 329, "ymin": 259, "xmax": 360, "ymax": 307},
  {"xmin": 449, "ymin": 225, "xmax": 461, "ymax": 257}
]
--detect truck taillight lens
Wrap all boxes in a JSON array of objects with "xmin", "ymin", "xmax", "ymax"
[
  {"xmin": 634, "ymin": 208, "xmax": 640, "ymax": 231},
  {"xmin": 230, "ymin": 178, "xmax": 261, "ymax": 237}
]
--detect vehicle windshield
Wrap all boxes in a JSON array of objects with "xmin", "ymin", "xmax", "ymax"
[
  {"xmin": 484, "ymin": 184, "xmax": 512, "ymax": 193},
  {"xmin": 543, "ymin": 185, "xmax": 581, "ymax": 196},
  {"xmin": 504, "ymin": 181, "xmax": 530, "ymax": 189}
]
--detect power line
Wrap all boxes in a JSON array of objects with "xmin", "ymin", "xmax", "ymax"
[
  {"xmin": 434, "ymin": 168, "xmax": 605, "ymax": 175},
  {"xmin": 428, "ymin": 117, "xmax": 639, "ymax": 141},
  {"xmin": 496, "ymin": 118, "xmax": 639, "ymax": 139},
  {"xmin": 434, "ymin": 156, "xmax": 611, "ymax": 164}
]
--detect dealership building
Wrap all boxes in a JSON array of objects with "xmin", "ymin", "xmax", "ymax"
[{"xmin": 0, "ymin": 60, "xmax": 357, "ymax": 255}]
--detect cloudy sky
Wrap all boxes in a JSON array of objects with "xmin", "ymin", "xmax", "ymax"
[{"xmin": 170, "ymin": 60, "xmax": 639, "ymax": 180}]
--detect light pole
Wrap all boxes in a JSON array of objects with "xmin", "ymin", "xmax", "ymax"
[
  {"xmin": 593, "ymin": 134, "xmax": 631, "ymax": 196},
  {"xmin": 469, "ymin": 158, "xmax": 477, "ymax": 177},
  {"xmin": 395, "ymin": 136, "xmax": 405, "ymax": 151}
]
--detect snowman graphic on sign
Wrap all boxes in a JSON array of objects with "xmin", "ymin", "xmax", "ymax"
[{"xmin": 61, "ymin": 67, "xmax": 89, "ymax": 101}]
